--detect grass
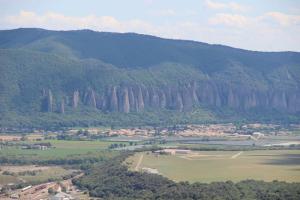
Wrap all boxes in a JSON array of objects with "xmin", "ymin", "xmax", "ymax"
[
  {"xmin": 0, "ymin": 166, "xmax": 73, "ymax": 185},
  {"xmin": 0, "ymin": 174, "xmax": 20, "ymax": 185},
  {"xmin": 20, "ymin": 167, "xmax": 72, "ymax": 183},
  {"xmin": 0, "ymin": 140, "xmax": 125, "ymax": 160},
  {"xmin": 0, "ymin": 139, "xmax": 123, "ymax": 186},
  {"xmin": 126, "ymin": 150, "xmax": 300, "ymax": 183}
]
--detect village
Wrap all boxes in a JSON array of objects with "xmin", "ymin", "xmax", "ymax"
[
  {"xmin": 65, "ymin": 123, "xmax": 296, "ymax": 138},
  {"xmin": 0, "ymin": 172, "xmax": 86, "ymax": 200}
]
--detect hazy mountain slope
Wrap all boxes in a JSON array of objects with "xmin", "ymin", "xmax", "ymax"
[
  {"xmin": 0, "ymin": 28, "xmax": 299, "ymax": 128},
  {"xmin": 0, "ymin": 49, "xmax": 205, "ymax": 111},
  {"xmin": 1, "ymin": 28, "xmax": 299, "ymax": 72}
]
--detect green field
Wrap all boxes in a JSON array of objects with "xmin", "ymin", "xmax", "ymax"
[
  {"xmin": 20, "ymin": 167, "xmax": 72, "ymax": 183},
  {"xmin": 127, "ymin": 150, "xmax": 300, "ymax": 183},
  {"xmin": 0, "ymin": 140, "xmax": 124, "ymax": 166},
  {"xmin": 0, "ymin": 140, "xmax": 124, "ymax": 186},
  {"xmin": 0, "ymin": 140, "xmax": 124, "ymax": 159}
]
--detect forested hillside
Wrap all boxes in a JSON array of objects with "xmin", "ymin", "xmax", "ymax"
[{"xmin": 0, "ymin": 28, "xmax": 299, "ymax": 128}]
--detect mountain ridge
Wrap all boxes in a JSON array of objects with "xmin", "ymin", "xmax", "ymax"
[
  {"xmin": 0, "ymin": 28, "xmax": 299, "ymax": 128},
  {"xmin": 1, "ymin": 28, "xmax": 299, "ymax": 53}
]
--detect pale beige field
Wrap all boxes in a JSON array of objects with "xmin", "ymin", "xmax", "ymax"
[
  {"xmin": 126, "ymin": 150, "xmax": 300, "ymax": 183},
  {"xmin": 0, "ymin": 165, "xmax": 72, "ymax": 185}
]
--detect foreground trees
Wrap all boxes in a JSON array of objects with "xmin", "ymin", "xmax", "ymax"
[{"xmin": 74, "ymin": 153, "xmax": 300, "ymax": 200}]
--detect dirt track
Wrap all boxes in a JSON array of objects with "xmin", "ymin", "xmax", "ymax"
[
  {"xmin": 231, "ymin": 151, "xmax": 243, "ymax": 159},
  {"xmin": 135, "ymin": 154, "xmax": 144, "ymax": 171}
]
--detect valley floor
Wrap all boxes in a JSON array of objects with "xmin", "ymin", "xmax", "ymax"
[{"xmin": 126, "ymin": 150, "xmax": 300, "ymax": 183}]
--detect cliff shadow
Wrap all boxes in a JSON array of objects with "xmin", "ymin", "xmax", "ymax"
[{"xmin": 260, "ymin": 154, "xmax": 300, "ymax": 166}]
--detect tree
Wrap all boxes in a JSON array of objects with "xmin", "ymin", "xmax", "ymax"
[{"xmin": 48, "ymin": 188, "xmax": 55, "ymax": 194}]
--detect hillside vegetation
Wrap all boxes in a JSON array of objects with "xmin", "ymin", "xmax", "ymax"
[{"xmin": 0, "ymin": 28, "xmax": 299, "ymax": 128}]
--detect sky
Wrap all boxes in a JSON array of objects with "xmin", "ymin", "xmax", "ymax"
[{"xmin": 0, "ymin": 0, "xmax": 299, "ymax": 52}]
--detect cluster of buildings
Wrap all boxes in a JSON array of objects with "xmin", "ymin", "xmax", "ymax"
[
  {"xmin": 21, "ymin": 143, "xmax": 51, "ymax": 150},
  {"xmin": 154, "ymin": 149, "xmax": 191, "ymax": 155}
]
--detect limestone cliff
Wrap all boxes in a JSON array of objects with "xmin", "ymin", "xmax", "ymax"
[
  {"xmin": 72, "ymin": 91, "xmax": 80, "ymax": 109},
  {"xmin": 59, "ymin": 98, "xmax": 65, "ymax": 114},
  {"xmin": 41, "ymin": 81, "xmax": 300, "ymax": 114},
  {"xmin": 41, "ymin": 89, "xmax": 53, "ymax": 112}
]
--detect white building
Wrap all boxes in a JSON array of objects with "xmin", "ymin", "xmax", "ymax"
[{"xmin": 155, "ymin": 149, "xmax": 191, "ymax": 155}]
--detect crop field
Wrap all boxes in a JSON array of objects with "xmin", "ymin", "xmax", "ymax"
[
  {"xmin": 19, "ymin": 166, "xmax": 72, "ymax": 183},
  {"xmin": 0, "ymin": 174, "xmax": 19, "ymax": 185},
  {"xmin": 0, "ymin": 140, "xmax": 124, "ymax": 160},
  {"xmin": 126, "ymin": 150, "xmax": 300, "ymax": 183},
  {"xmin": 0, "ymin": 139, "xmax": 123, "ymax": 189},
  {"xmin": 0, "ymin": 165, "xmax": 72, "ymax": 185}
]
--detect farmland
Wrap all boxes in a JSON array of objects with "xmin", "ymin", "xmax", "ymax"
[
  {"xmin": 127, "ymin": 150, "xmax": 300, "ymax": 183},
  {"xmin": 0, "ymin": 140, "xmax": 123, "ymax": 162},
  {"xmin": 0, "ymin": 140, "xmax": 122, "ymax": 188},
  {"xmin": 0, "ymin": 165, "xmax": 73, "ymax": 185},
  {"xmin": 0, "ymin": 124, "xmax": 299, "ymax": 199},
  {"xmin": 0, "ymin": 139, "xmax": 123, "ymax": 199}
]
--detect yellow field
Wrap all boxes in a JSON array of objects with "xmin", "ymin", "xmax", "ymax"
[{"xmin": 126, "ymin": 150, "xmax": 300, "ymax": 183}]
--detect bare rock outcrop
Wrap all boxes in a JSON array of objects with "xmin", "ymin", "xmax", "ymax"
[
  {"xmin": 40, "ymin": 81, "xmax": 300, "ymax": 114},
  {"xmin": 41, "ymin": 89, "xmax": 53, "ymax": 112},
  {"xmin": 119, "ymin": 87, "xmax": 130, "ymax": 113},
  {"xmin": 136, "ymin": 86, "xmax": 144, "ymax": 111},
  {"xmin": 84, "ymin": 88, "xmax": 97, "ymax": 108},
  {"xmin": 109, "ymin": 86, "xmax": 119, "ymax": 112},
  {"xmin": 59, "ymin": 98, "xmax": 65, "ymax": 114},
  {"xmin": 174, "ymin": 92, "xmax": 183, "ymax": 111},
  {"xmin": 72, "ymin": 90, "xmax": 80, "ymax": 109},
  {"xmin": 150, "ymin": 88, "xmax": 160, "ymax": 108}
]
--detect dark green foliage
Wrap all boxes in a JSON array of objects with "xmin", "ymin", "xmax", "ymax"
[
  {"xmin": 0, "ymin": 108, "xmax": 215, "ymax": 129},
  {"xmin": 74, "ymin": 153, "xmax": 300, "ymax": 200}
]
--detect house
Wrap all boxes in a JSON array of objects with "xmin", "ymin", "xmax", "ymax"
[
  {"xmin": 141, "ymin": 167, "xmax": 160, "ymax": 174},
  {"xmin": 39, "ymin": 145, "xmax": 48, "ymax": 150}
]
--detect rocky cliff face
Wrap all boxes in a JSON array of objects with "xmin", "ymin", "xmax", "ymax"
[
  {"xmin": 41, "ymin": 81, "xmax": 300, "ymax": 114},
  {"xmin": 72, "ymin": 90, "xmax": 80, "ymax": 109},
  {"xmin": 84, "ymin": 88, "xmax": 97, "ymax": 109},
  {"xmin": 59, "ymin": 99, "xmax": 65, "ymax": 114},
  {"xmin": 41, "ymin": 89, "xmax": 53, "ymax": 112}
]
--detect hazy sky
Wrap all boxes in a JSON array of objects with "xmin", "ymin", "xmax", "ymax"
[{"xmin": 0, "ymin": 0, "xmax": 299, "ymax": 51}]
